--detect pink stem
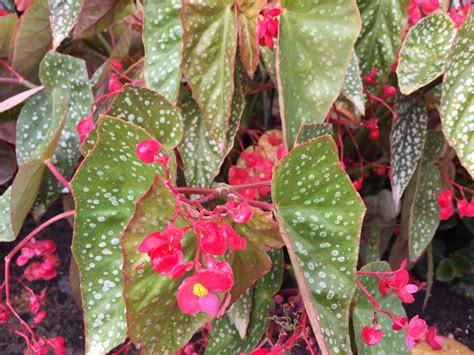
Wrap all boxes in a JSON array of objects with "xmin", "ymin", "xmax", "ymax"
[{"xmin": 45, "ymin": 160, "xmax": 70, "ymax": 190}]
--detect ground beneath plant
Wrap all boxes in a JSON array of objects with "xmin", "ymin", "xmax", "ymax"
[{"xmin": 0, "ymin": 201, "xmax": 472, "ymax": 354}]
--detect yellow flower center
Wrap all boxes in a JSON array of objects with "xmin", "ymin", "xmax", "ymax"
[{"xmin": 192, "ymin": 283, "xmax": 208, "ymax": 298}]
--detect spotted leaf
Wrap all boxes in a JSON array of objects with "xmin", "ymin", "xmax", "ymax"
[
  {"xmin": 70, "ymin": 117, "xmax": 164, "ymax": 353},
  {"xmin": 272, "ymin": 136, "xmax": 366, "ymax": 355},
  {"xmin": 206, "ymin": 249, "xmax": 284, "ymax": 353},
  {"xmin": 49, "ymin": 0, "xmax": 85, "ymax": 48},
  {"xmin": 226, "ymin": 287, "xmax": 252, "ymax": 339},
  {"xmin": 236, "ymin": 0, "xmax": 265, "ymax": 78},
  {"xmin": 122, "ymin": 174, "xmax": 207, "ymax": 354},
  {"xmin": 440, "ymin": 12, "xmax": 474, "ymax": 178},
  {"xmin": 277, "ymin": 0, "xmax": 361, "ymax": 147},
  {"xmin": 0, "ymin": 187, "xmax": 13, "ymax": 242},
  {"xmin": 342, "ymin": 50, "xmax": 365, "ymax": 115},
  {"xmin": 356, "ymin": 0, "xmax": 408, "ymax": 84},
  {"xmin": 181, "ymin": 0, "xmax": 238, "ymax": 151},
  {"xmin": 296, "ymin": 122, "xmax": 334, "ymax": 145},
  {"xmin": 9, "ymin": 0, "xmax": 51, "ymax": 80},
  {"xmin": 107, "ymin": 84, "xmax": 184, "ymax": 149},
  {"xmin": 391, "ymin": 95, "xmax": 428, "ymax": 209},
  {"xmin": 143, "ymin": 0, "xmax": 182, "ymax": 102},
  {"xmin": 260, "ymin": 46, "xmax": 277, "ymax": 84},
  {"xmin": 353, "ymin": 262, "xmax": 409, "ymax": 355},
  {"xmin": 178, "ymin": 69, "xmax": 245, "ymax": 188},
  {"xmin": 397, "ymin": 12, "xmax": 456, "ymax": 95}
]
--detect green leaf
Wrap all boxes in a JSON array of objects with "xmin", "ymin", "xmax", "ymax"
[
  {"xmin": 436, "ymin": 258, "xmax": 458, "ymax": 282},
  {"xmin": 226, "ymin": 287, "xmax": 253, "ymax": 339},
  {"xmin": 296, "ymin": 122, "xmax": 334, "ymax": 145},
  {"xmin": 73, "ymin": 0, "xmax": 131, "ymax": 40},
  {"xmin": 397, "ymin": 12, "xmax": 456, "ymax": 95},
  {"xmin": 391, "ymin": 95, "xmax": 428, "ymax": 209},
  {"xmin": 342, "ymin": 50, "xmax": 365, "ymax": 115},
  {"xmin": 122, "ymin": 174, "xmax": 207, "ymax": 354},
  {"xmin": 70, "ymin": 117, "xmax": 162, "ymax": 353},
  {"xmin": 236, "ymin": 0, "xmax": 265, "ymax": 78},
  {"xmin": 440, "ymin": 12, "xmax": 474, "ymax": 178},
  {"xmin": 277, "ymin": 0, "xmax": 361, "ymax": 147},
  {"xmin": 181, "ymin": 0, "xmax": 237, "ymax": 150},
  {"xmin": 260, "ymin": 47, "xmax": 277, "ymax": 84},
  {"xmin": 353, "ymin": 262, "xmax": 409, "ymax": 355},
  {"xmin": 178, "ymin": 69, "xmax": 245, "ymax": 188},
  {"xmin": 272, "ymin": 136, "xmax": 366, "ymax": 354},
  {"xmin": 230, "ymin": 209, "xmax": 284, "ymax": 302},
  {"xmin": 107, "ymin": 84, "xmax": 184, "ymax": 149},
  {"xmin": 143, "ymin": 0, "xmax": 182, "ymax": 102},
  {"xmin": 9, "ymin": 0, "xmax": 51, "ymax": 80},
  {"xmin": 0, "ymin": 187, "xmax": 14, "ymax": 242},
  {"xmin": 0, "ymin": 13, "xmax": 16, "ymax": 57},
  {"xmin": 206, "ymin": 249, "xmax": 284, "ymax": 354},
  {"xmin": 49, "ymin": 0, "xmax": 84, "ymax": 48},
  {"xmin": 356, "ymin": 0, "xmax": 408, "ymax": 83}
]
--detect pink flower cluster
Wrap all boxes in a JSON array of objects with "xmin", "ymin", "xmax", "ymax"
[
  {"xmin": 408, "ymin": 0, "xmax": 440, "ymax": 25},
  {"xmin": 378, "ymin": 268, "xmax": 419, "ymax": 303},
  {"xmin": 258, "ymin": 8, "xmax": 281, "ymax": 49},
  {"xmin": 438, "ymin": 190, "xmax": 474, "ymax": 220},
  {"xmin": 16, "ymin": 239, "xmax": 60, "ymax": 282},
  {"xmin": 32, "ymin": 336, "xmax": 67, "ymax": 355}
]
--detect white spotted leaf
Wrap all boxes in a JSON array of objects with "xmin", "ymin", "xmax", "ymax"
[
  {"xmin": 178, "ymin": 69, "xmax": 245, "ymax": 188},
  {"xmin": 225, "ymin": 286, "xmax": 253, "ymax": 339},
  {"xmin": 181, "ymin": 0, "xmax": 237, "ymax": 151},
  {"xmin": 342, "ymin": 50, "xmax": 365, "ymax": 115},
  {"xmin": 143, "ymin": 0, "xmax": 182, "ymax": 103},
  {"xmin": 277, "ymin": 0, "xmax": 361, "ymax": 147},
  {"xmin": 206, "ymin": 249, "xmax": 284, "ymax": 354},
  {"xmin": 296, "ymin": 122, "xmax": 334, "ymax": 145},
  {"xmin": 49, "ymin": 0, "xmax": 85, "ymax": 48},
  {"xmin": 356, "ymin": 0, "xmax": 408, "ymax": 84},
  {"xmin": 122, "ymin": 174, "xmax": 208, "ymax": 354},
  {"xmin": 397, "ymin": 12, "xmax": 456, "ymax": 95},
  {"xmin": 0, "ymin": 187, "xmax": 14, "ymax": 242},
  {"xmin": 272, "ymin": 136, "xmax": 366, "ymax": 355},
  {"xmin": 353, "ymin": 262, "xmax": 409, "ymax": 355},
  {"xmin": 70, "ymin": 117, "xmax": 164, "ymax": 353},
  {"xmin": 107, "ymin": 84, "xmax": 184, "ymax": 149},
  {"xmin": 440, "ymin": 11, "xmax": 474, "ymax": 178},
  {"xmin": 391, "ymin": 95, "xmax": 428, "ymax": 209}
]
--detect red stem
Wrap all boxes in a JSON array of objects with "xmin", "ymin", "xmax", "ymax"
[{"xmin": 45, "ymin": 160, "xmax": 70, "ymax": 190}]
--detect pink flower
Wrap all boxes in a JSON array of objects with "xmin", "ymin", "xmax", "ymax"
[
  {"xmin": 0, "ymin": 9, "xmax": 9, "ymax": 16},
  {"xmin": 425, "ymin": 326, "xmax": 443, "ymax": 351},
  {"xmin": 405, "ymin": 315, "xmax": 427, "ymax": 349},
  {"xmin": 108, "ymin": 74, "xmax": 123, "ymax": 93},
  {"xmin": 366, "ymin": 119, "xmax": 380, "ymax": 140},
  {"xmin": 418, "ymin": 0, "xmax": 440, "ymax": 15},
  {"xmin": 408, "ymin": 3, "xmax": 422, "ymax": 24},
  {"xmin": 257, "ymin": 8, "xmax": 281, "ymax": 49},
  {"xmin": 33, "ymin": 310, "xmax": 47, "ymax": 324},
  {"xmin": 29, "ymin": 288, "xmax": 46, "ymax": 314},
  {"xmin": 392, "ymin": 316, "xmax": 408, "ymax": 331},
  {"xmin": 450, "ymin": 5, "xmax": 471, "ymax": 27},
  {"xmin": 177, "ymin": 266, "xmax": 233, "ymax": 316},
  {"xmin": 77, "ymin": 117, "xmax": 95, "ymax": 143},
  {"xmin": 457, "ymin": 198, "xmax": 474, "ymax": 219},
  {"xmin": 196, "ymin": 221, "xmax": 227, "ymax": 255},
  {"xmin": 383, "ymin": 85, "xmax": 396, "ymax": 99},
  {"xmin": 276, "ymin": 145, "xmax": 287, "ymax": 161},
  {"xmin": 110, "ymin": 59, "xmax": 123, "ymax": 72},
  {"xmin": 221, "ymin": 225, "xmax": 247, "ymax": 250},
  {"xmin": 136, "ymin": 139, "xmax": 162, "ymax": 164},
  {"xmin": 361, "ymin": 326, "xmax": 383, "ymax": 346},
  {"xmin": 353, "ymin": 177, "xmax": 363, "ymax": 191},
  {"xmin": 229, "ymin": 166, "xmax": 256, "ymax": 199},
  {"xmin": 225, "ymin": 201, "xmax": 252, "ymax": 223},
  {"xmin": 49, "ymin": 336, "xmax": 67, "ymax": 355},
  {"xmin": 23, "ymin": 254, "xmax": 60, "ymax": 281},
  {"xmin": 437, "ymin": 190, "xmax": 454, "ymax": 208},
  {"xmin": 0, "ymin": 304, "xmax": 10, "ymax": 323},
  {"xmin": 439, "ymin": 206, "xmax": 455, "ymax": 220},
  {"xmin": 363, "ymin": 68, "xmax": 379, "ymax": 84},
  {"xmin": 379, "ymin": 269, "xmax": 418, "ymax": 303}
]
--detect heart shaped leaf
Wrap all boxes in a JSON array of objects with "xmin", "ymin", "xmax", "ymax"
[
  {"xmin": 296, "ymin": 122, "xmax": 334, "ymax": 145},
  {"xmin": 277, "ymin": 0, "xmax": 361, "ymax": 147},
  {"xmin": 397, "ymin": 12, "xmax": 456, "ymax": 95},
  {"xmin": 342, "ymin": 50, "xmax": 365, "ymax": 115},
  {"xmin": 49, "ymin": 0, "xmax": 85, "ymax": 48},
  {"xmin": 272, "ymin": 136, "xmax": 366, "ymax": 354}
]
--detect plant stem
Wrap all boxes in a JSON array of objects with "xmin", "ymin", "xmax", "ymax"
[{"xmin": 45, "ymin": 160, "xmax": 70, "ymax": 190}]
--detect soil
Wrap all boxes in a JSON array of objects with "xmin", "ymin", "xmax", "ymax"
[{"xmin": 0, "ymin": 201, "xmax": 472, "ymax": 354}]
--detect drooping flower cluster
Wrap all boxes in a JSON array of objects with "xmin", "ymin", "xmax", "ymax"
[
  {"xmin": 378, "ymin": 268, "xmax": 419, "ymax": 303},
  {"xmin": 136, "ymin": 139, "xmax": 253, "ymax": 316},
  {"xmin": 438, "ymin": 189, "xmax": 474, "ymax": 220},
  {"xmin": 450, "ymin": 4, "xmax": 471, "ymax": 27},
  {"xmin": 229, "ymin": 130, "xmax": 286, "ymax": 199},
  {"xmin": 257, "ymin": 8, "xmax": 281, "ymax": 49},
  {"xmin": 408, "ymin": 0, "xmax": 440, "ymax": 25},
  {"xmin": 16, "ymin": 238, "xmax": 60, "ymax": 282}
]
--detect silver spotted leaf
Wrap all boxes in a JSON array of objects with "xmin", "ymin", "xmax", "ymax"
[
  {"xmin": 277, "ymin": 0, "xmax": 361, "ymax": 147},
  {"xmin": 49, "ymin": 0, "xmax": 85, "ymax": 48},
  {"xmin": 107, "ymin": 84, "xmax": 184, "ymax": 149},
  {"xmin": 296, "ymin": 122, "xmax": 334, "ymax": 145},
  {"xmin": 391, "ymin": 95, "xmax": 428, "ymax": 209},
  {"xmin": 0, "ymin": 187, "xmax": 13, "ymax": 242},
  {"xmin": 397, "ymin": 12, "xmax": 456, "ymax": 95},
  {"xmin": 181, "ymin": 0, "xmax": 237, "ymax": 151},
  {"xmin": 272, "ymin": 136, "xmax": 366, "ymax": 354},
  {"xmin": 178, "ymin": 71, "xmax": 245, "ymax": 188},
  {"xmin": 356, "ymin": 0, "xmax": 408, "ymax": 84},
  {"xmin": 70, "ymin": 116, "xmax": 164, "ymax": 353},
  {"xmin": 143, "ymin": 0, "xmax": 182, "ymax": 102},
  {"xmin": 342, "ymin": 50, "xmax": 365, "ymax": 115},
  {"xmin": 206, "ymin": 249, "xmax": 284, "ymax": 354},
  {"xmin": 122, "ymin": 174, "xmax": 207, "ymax": 354},
  {"xmin": 440, "ymin": 11, "xmax": 474, "ymax": 178},
  {"xmin": 260, "ymin": 46, "xmax": 277, "ymax": 84},
  {"xmin": 353, "ymin": 262, "xmax": 409, "ymax": 355},
  {"xmin": 226, "ymin": 287, "xmax": 253, "ymax": 339}
]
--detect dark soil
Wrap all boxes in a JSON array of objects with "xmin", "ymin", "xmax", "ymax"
[{"xmin": 0, "ymin": 200, "xmax": 472, "ymax": 353}]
